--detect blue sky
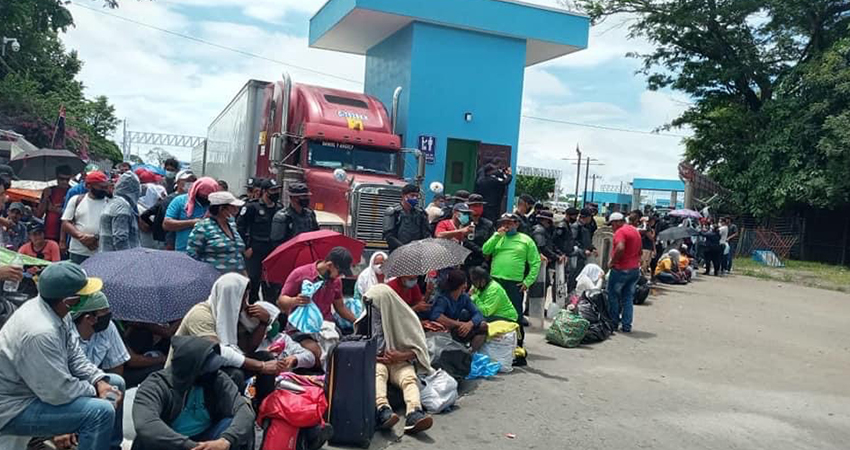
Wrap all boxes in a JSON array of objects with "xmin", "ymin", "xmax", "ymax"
[{"xmin": 62, "ymin": 0, "xmax": 690, "ymax": 194}]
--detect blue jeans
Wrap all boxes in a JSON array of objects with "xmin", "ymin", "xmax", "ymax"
[
  {"xmin": 725, "ymin": 242, "xmax": 736, "ymax": 271},
  {"xmin": 607, "ymin": 268, "xmax": 640, "ymax": 331},
  {"xmin": 2, "ymin": 374, "xmax": 125, "ymax": 450}
]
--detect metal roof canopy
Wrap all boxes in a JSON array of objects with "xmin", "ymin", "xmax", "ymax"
[
  {"xmin": 632, "ymin": 178, "xmax": 685, "ymax": 192},
  {"xmin": 309, "ymin": 0, "xmax": 589, "ymax": 66}
]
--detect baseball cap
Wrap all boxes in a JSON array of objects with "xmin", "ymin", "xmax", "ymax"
[
  {"xmin": 579, "ymin": 208, "xmax": 593, "ymax": 218},
  {"xmin": 208, "ymin": 191, "xmax": 245, "ymax": 207},
  {"xmin": 38, "ymin": 261, "xmax": 103, "ymax": 300},
  {"xmin": 85, "ymin": 171, "xmax": 108, "ymax": 185},
  {"xmin": 565, "ymin": 207, "xmax": 579, "ymax": 216},
  {"xmin": 258, "ymin": 179, "xmax": 280, "ymax": 191},
  {"xmin": 452, "ymin": 203, "xmax": 471, "ymax": 213},
  {"xmin": 451, "ymin": 190, "xmax": 470, "ymax": 201},
  {"xmin": 177, "ymin": 169, "xmax": 196, "ymax": 181},
  {"xmin": 245, "ymin": 177, "xmax": 259, "ymax": 188},
  {"xmin": 27, "ymin": 221, "xmax": 45, "ymax": 233},
  {"xmin": 288, "ymin": 183, "xmax": 311, "ymax": 196},
  {"xmin": 7, "ymin": 202, "xmax": 24, "ymax": 213},
  {"xmin": 0, "ymin": 165, "xmax": 19, "ymax": 181},
  {"xmin": 536, "ymin": 210, "xmax": 554, "ymax": 221},
  {"xmin": 326, "ymin": 246, "xmax": 354, "ymax": 277},
  {"xmin": 607, "ymin": 212, "xmax": 626, "ymax": 224},
  {"xmin": 467, "ymin": 194, "xmax": 486, "ymax": 205},
  {"xmin": 497, "ymin": 213, "xmax": 520, "ymax": 223}
]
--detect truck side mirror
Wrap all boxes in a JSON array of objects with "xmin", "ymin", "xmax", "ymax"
[{"xmin": 270, "ymin": 134, "xmax": 284, "ymax": 163}]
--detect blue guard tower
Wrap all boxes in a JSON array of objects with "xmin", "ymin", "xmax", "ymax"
[{"xmin": 310, "ymin": 0, "xmax": 589, "ymax": 207}]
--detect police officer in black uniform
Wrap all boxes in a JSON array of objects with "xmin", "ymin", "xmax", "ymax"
[
  {"xmin": 270, "ymin": 182, "xmax": 320, "ymax": 246},
  {"xmin": 383, "ymin": 184, "xmax": 430, "ymax": 253},
  {"xmin": 241, "ymin": 177, "xmax": 261, "ymax": 202},
  {"xmin": 237, "ymin": 178, "xmax": 283, "ymax": 303},
  {"xmin": 568, "ymin": 208, "xmax": 597, "ymax": 292}
]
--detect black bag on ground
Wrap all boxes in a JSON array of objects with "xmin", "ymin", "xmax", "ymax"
[
  {"xmin": 634, "ymin": 276, "xmax": 650, "ymax": 305},
  {"xmin": 425, "ymin": 332, "xmax": 472, "ymax": 381},
  {"xmin": 578, "ymin": 289, "xmax": 615, "ymax": 344},
  {"xmin": 325, "ymin": 299, "xmax": 376, "ymax": 448}
]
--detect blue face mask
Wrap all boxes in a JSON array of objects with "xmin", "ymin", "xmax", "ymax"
[
  {"xmin": 506, "ymin": 229, "xmax": 518, "ymax": 236},
  {"xmin": 406, "ymin": 198, "xmax": 419, "ymax": 209},
  {"xmin": 458, "ymin": 214, "xmax": 470, "ymax": 225}
]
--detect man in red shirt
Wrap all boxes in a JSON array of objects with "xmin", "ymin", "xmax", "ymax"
[
  {"xmin": 35, "ymin": 165, "xmax": 73, "ymax": 244},
  {"xmin": 387, "ymin": 275, "xmax": 431, "ymax": 318},
  {"xmin": 435, "ymin": 203, "xmax": 474, "ymax": 242},
  {"xmin": 607, "ymin": 212, "xmax": 642, "ymax": 332}
]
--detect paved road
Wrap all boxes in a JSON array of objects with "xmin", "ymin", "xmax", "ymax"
[{"xmin": 359, "ymin": 274, "xmax": 850, "ymax": 450}]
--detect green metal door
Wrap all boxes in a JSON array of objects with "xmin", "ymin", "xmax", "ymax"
[{"xmin": 443, "ymin": 139, "xmax": 478, "ymax": 196}]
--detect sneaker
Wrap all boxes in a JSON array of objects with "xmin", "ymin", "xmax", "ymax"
[
  {"xmin": 520, "ymin": 317, "xmax": 530, "ymax": 327},
  {"xmin": 621, "ymin": 326, "xmax": 632, "ymax": 333},
  {"xmin": 404, "ymin": 409, "xmax": 433, "ymax": 434},
  {"xmin": 376, "ymin": 406, "xmax": 399, "ymax": 430}
]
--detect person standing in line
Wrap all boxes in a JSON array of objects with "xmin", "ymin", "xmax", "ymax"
[
  {"xmin": 141, "ymin": 169, "xmax": 196, "ymax": 250},
  {"xmin": 568, "ymin": 208, "xmax": 596, "ymax": 293},
  {"xmin": 639, "ymin": 216, "xmax": 656, "ymax": 278},
  {"xmin": 718, "ymin": 217, "xmax": 730, "ymax": 273},
  {"xmin": 425, "ymin": 193, "xmax": 447, "ymax": 224},
  {"xmin": 99, "ymin": 172, "xmax": 142, "ymax": 252},
  {"xmin": 513, "ymin": 194, "xmax": 535, "ymax": 235},
  {"xmin": 435, "ymin": 203, "xmax": 474, "ymax": 243},
  {"xmin": 383, "ymin": 184, "xmax": 430, "ymax": 253},
  {"xmin": 606, "ymin": 212, "xmax": 642, "ymax": 333},
  {"xmin": 237, "ymin": 179, "xmax": 283, "ymax": 302},
  {"xmin": 61, "ymin": 171, "xmax": 112, "ymax": 264},
  {"xmin": 163, "ymin": 177, "xmax": 219, "ymax": 252},
  {"xmin": 474, "ymin": 163, "xmax": 513, "ymax": 222},
  {"xmin": 482, "ymin": 213, "xmax": 540, "ymax": 348},
  {"xmin": 162, "ymin": 157, "xmax": 180, "ymax": 195},
  {"xmin": 187, "ymin": 192, "xmax": 247, "ymax": 274},
  {"xmin": 270, "ymin": 183, "xmax": 319, "ymax": 246},
  {"xmin": 700, "ymin": 220, "xmax": 723, "ymax": 276},
  {"xmin": 35, "ymin": 164, "xmax": 73, "ymax": 246},
  {"xmin": 725, "ymin": 217, "xmax": 739, "ymax": 273}
]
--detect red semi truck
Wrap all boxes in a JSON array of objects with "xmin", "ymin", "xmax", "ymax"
[{"xmin": 192, "ymin": 74, "xmax": 423, "ymax": 253}]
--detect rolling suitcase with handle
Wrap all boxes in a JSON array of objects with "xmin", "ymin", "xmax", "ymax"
[{"xmin": 325, "ymin": 297, "xmax": 376, "ymax": 448}]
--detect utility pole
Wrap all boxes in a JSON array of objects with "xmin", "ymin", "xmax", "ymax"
[
  {"xmin": 583, "ymin": 156, "xmax": 591, "ymax": 204},
  {"xmin": 591, "ymin": 174, "xmax": 601, "ymax": 202},
  {"xmin": 122, "ymin": 119, "xmax": 128, "ymax": 160},
  {"xmin": 574, "ymin": 144, "xmax": 581, "ymax": 207}
]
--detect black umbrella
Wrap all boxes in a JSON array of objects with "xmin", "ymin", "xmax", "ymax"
[
  {"xmin": 9, "ymin": 149, "xmax": 86, "ymax": 181},
  {"xmin": 657, "ymin": 226, "xmax": 698, "ymax": 242},
  {"xmin": 384, "ymin": 238, "xmax": 471, "ymax": 278}
]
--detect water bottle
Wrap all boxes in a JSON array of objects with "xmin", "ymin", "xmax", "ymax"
[
  {"xmin": 3, "ymin": 253, "xmax": 23, "ymax": 293},
  {"xmin": 467, "ymin": 222, "xmax": 476, "ymax": 241}
]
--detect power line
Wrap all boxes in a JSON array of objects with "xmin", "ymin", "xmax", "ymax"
[
  {"xmin": 69, "ymin": 1, "xmax": 690, "ymax": 140},
  {"xmin": 69, "ymin": 1, "xmax": 363, "ymax": 85},
  {"xmin": 521, "ymin": 115, "xmax": 687, "ymax": 138}
]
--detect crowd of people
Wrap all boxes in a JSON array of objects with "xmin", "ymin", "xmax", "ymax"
[{"xmin": 0, "ymin": 157, "xmax": 738, "ymax": 450}]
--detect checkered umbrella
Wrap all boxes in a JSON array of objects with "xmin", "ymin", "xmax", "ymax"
[{"xmin": 383, "ymin": 238, "xmax": 471, "ymax": 278}]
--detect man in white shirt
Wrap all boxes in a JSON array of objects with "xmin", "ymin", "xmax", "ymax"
[{"xmin": 62, "ymin": 171, "xmax": 111, "ymax": 264}]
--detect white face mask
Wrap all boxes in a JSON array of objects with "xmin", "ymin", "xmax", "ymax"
[{"xmin": 373, "ymin": 264, "xmax": 383, "ymax": 275}]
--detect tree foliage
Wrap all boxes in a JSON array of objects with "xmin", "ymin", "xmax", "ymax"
[
  {"xmin": 0, "ymin": 0, "xmax": 123, "ymax": 163},
  {"xmin": 516, "ymin": 175, "xmax": 556, "ymax": 203},
  {"xmin": 575, "ymin": 0, "xmax": 850, "ymax": 216}
]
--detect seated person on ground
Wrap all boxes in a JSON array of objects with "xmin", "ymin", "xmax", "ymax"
[
  {"xmin": 468, "ymin": 266, "xmax": 519, "ymax": 323},
  {"xmin": 367, "ymin": 284, "xmax": 434, "ymax": 435},
  {"xmin": 132, "ymin": 336, "xmax": 254, "ymax": 450},
  {"xmin": 387, "ymin": 274, "xmax": 431, "ymax": 319},
  {"xmin": 429, "ymin": 269, "xmax": 488, "ymax": 351},
  {"xmin": 678, "ymin": 247, "xmax": 695, "ymax": 281},
  {"xmin": 278, "ymin": 246, "xmax": 357, "ymax": 366},
  {"xmin": 654, "ymin": 250, "xmax": 687, "ymax": 285},
  {"xmin": 0, "ymin": 262, "xmax": 124, "ymax": 450},
  {"xmin": 19, "ymin": 221, "xmax": 61, "ymax": 261},
  {"xmin": 120, "ymin": 320, "xmax": 177, "ymax": 389},
  {"xmin": 355, "ymin": 251, "xmax": 386, "ymax": 299},
  {"xmin": 172, "ymin": 273, "xmax": 302, "ymax": 408}
]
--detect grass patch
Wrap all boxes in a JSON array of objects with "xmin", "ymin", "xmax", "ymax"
[{"xmin": 734, "ymin": 257, "xmax": 850, "ymax": 293}]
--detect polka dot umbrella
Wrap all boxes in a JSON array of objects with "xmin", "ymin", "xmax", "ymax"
[
  {"xmin": 82, "ymin": 247, "xmax": 222, "ymax": 323},
  {"xmin": 383, "ymin": 238, "xmax": 472, "ymax": 278}
]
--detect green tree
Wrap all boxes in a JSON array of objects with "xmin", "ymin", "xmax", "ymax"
[
  {"xmin": 0, "ymin": 0, "xmax": 123, "ymax": 163},
  {"xmin": 516, "ymin": 175, "xmax": 556, "ymax": 203},
  {"xmin": 575, "ymin": 0, "xmax": 850, "ymax": 216}
]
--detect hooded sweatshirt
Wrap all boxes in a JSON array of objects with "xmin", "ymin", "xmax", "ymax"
[
  {"xmin": 355, "ymin": 251, "xmax": 387, "ymax": 299},
  {"xmin": 99, "ymin": 172, "xmax": 142, "ymax": 252},
  {"xmin": 132, "ymin": 336, "xmax": 254, "ymax": 450}
]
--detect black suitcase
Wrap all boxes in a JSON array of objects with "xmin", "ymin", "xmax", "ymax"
[{"xmin": 325, "ymin": 298, "xmax": 376, "ymax": 448}]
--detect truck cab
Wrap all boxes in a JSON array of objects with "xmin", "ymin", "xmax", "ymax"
[{"xmin": 257, "ymin": 80, "xmax": 408, "ymax": 250}]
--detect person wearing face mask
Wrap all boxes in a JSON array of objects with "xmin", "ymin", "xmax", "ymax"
[
  {"xmin": 383, "ymin": 184, "xmax": 431, "ymax": 253},
  {"xmin": 162, "ymin": 157, "xmax": 180, "ymax": 195},
  {"xmin": 531, "ymin": 209, "xmax": 565, "ymax": 267},
  {"xmin": 99, "ymin": 171, "xmax": 142, "ymax": 252},
  {"xmin": 355, "ymin": 251, "xmax": 387, "ymax": 300},
  {"xmin": 187, "ymin": 192, "xmax": 247, "ymax": 274},
  {"xmin": 237, "ymin": 179, "xmax": 283, "ymax": 303},
  {"xmin": 0, "ymin": 262, "xmax": 125, "ymax": 450},
  {"xmin": 164, "ymin": 176, "xmax": 220, "ymax": 252},
  {"xmin": 62, "ymin": 171, "xmax": 112, "ymax": 264},
  {"xmin": 429, "ymin": 269, "xmax": 488, "ymax": 351},
  {"xmin": 142, "ymin": 169, "xmax": 196, "ymax": 250},
  {"xmin": 388, "ymin": 274, "xmax": 431, "ymax": 319},
  {"xmin": 435, "ymin": 203, "xmax": 475, "ymax": 243},
  {"xmin": 463, "ymin": 194, "xmax": 495, "ymax": 271},
  {"xmin": 133, "ymin": 336, "xmax": 255, "ymax": 450},
  {"xmin": 270, "ymin": 182, "xmax": 319, "ymax": 247},
  {"xmin": 425, "ymin": 193, "xmax": 446, "ymax": 223},
  {"xmin": 468, "ymin": 266, "xmax": 518, "ymax": 323},
  {"xmin": 482, "ymin": 213, "xmax": 541, "ymax": 349}
]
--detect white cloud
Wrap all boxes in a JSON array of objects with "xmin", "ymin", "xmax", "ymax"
[{"xmin": 523, "ymin": 67, "xmax": 572, "ymax": 98}]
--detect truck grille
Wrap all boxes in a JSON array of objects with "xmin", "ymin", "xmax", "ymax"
[{"xmin": 352, "ymin": 186, "xmax": 402, "ymax": 248}]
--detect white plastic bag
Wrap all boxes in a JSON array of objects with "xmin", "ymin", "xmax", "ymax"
[
  {"xmin": 419, "ymin": 369, "xmax": 458, "ymax": 413},
  {"xmin": 123, "ymin": 387, "xmax": 137, "ymax": 441},
  {"xmin": 317, "ymin": 320, "xmax": 340, "ymax": 372},
  {"xmin": 480, "ymin": 330, "xmax": 517, "ymax": 373}
]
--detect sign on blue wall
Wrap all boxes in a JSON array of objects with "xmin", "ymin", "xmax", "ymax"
[{"xmin": 418, "ymin": 135, "xmax": 437, "ymax": 164}]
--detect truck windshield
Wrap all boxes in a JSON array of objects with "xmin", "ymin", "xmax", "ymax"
[{"xmin": 308, "ymin": 141, "xmax": 396, "ymax": 175}]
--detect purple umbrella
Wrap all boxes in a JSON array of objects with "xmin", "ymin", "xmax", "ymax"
[
  {"xmin": 668, "ymin": 209, "xmax": 702, "ymax": 219},
  {"xmin": 82, "ymin": 248, "xmax": 221, "ymax": 323}
]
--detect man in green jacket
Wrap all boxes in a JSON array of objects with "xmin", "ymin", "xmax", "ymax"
[{"xmin": 482, "ymin": 213, "xmax": 541, "ymax": 347}]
